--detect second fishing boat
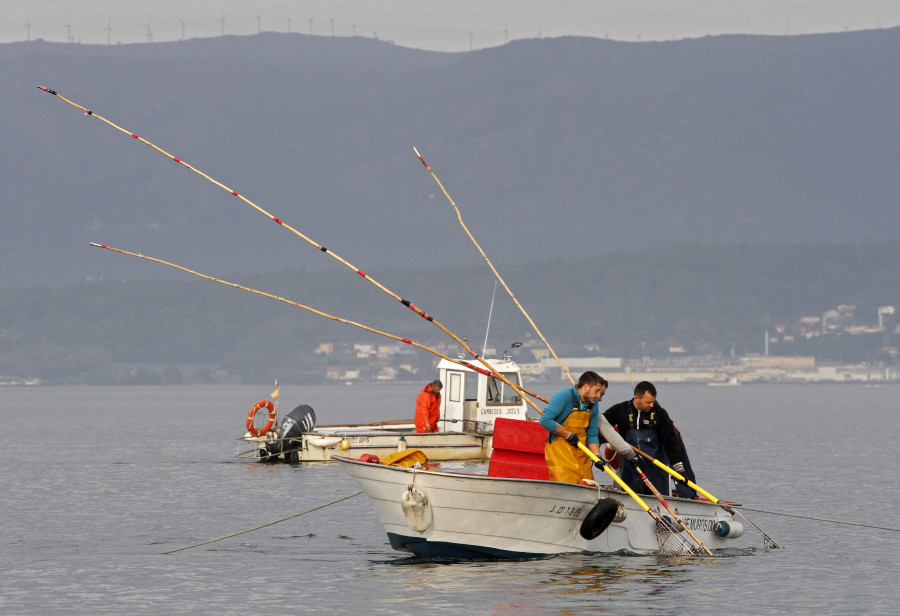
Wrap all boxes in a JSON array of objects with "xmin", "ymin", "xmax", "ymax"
[{"xmin": 237, "ymin": 354, "xmax": 531, "ymax": 463}]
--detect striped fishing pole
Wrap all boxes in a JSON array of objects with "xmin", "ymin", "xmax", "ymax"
[
  {"xmin": 37, "ymin": 86, "xmax": 543, "ymax": 411},
  {"xmin": 412, "ymin": 146, "xmax": 576, "ymax": 386},
  {"xmin": 89, "ymin": 242, "xmax": 541, "ymax": 389}
]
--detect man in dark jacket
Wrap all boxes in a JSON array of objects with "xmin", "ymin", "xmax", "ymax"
[{"xmin": 603, "ymin": 381, "xmax": 697, "ymax": 498}]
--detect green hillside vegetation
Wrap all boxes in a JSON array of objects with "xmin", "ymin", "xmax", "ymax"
[{"xmin": 1, "ymin": 241, "xmax": 898, "ymax": 384}]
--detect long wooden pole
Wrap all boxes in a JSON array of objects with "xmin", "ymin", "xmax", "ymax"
[
  {"xmin": 88, "ymin": 242, "xmax": 548, "ymax": 407},
  {"xmin": 38, "ymin": 86, "xmax": 540, "ymax": 413},
  {"xmin": 412, "ymin": 146, "xmax": 575, "ymax": 386}
]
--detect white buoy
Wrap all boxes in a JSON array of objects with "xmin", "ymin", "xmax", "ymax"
[{"xmin": 401, "ymin": 484, "xmax": 432, "ymax": 533}]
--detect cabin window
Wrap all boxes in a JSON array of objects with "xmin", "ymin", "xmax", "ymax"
[
  {"xmin": 448, "ymin": 372, "xmax": 463, "ymax": 403},
  {"xmin": 487, "ymin": 372, "xmax": 522, "ymax": 405},
  {"xmin": 486, "ymin": 377, "xmax": 500, "ymax": 403}
]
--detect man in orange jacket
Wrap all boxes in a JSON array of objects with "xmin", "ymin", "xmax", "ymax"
[{"xmin": 414, "ymin": 379, "xmax": 443, "ymax": 433}]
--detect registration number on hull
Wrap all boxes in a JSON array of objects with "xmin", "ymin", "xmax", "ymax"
[{"xmin": 548, "ymin": 503, "xmax": 584, "ymax": 518}]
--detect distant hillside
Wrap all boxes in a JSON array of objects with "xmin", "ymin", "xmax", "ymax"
[
  {"xmin": 2, "ymin": 29, "xmax": 899, "ymax": 288},
  {"xmin": 1, "ymin": 241, "xmax": 897, "ymax": 384}
]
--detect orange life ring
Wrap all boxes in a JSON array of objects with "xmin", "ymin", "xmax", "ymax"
[
  {"xmin": 246, "ymin": 400, "xmax": 276, "ymax": 436},
  {"xmin": 600, "ymin": 444, "xmax": 621, "ymax": 471}
]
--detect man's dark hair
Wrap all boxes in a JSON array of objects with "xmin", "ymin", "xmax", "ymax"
[
  {"xmin": 431, "ymin": 379, "xmax": 443, "ymax": 389},
  {"xmin": 633, "ymin": 381, "xmax": 657, "ymax": 397},
  {"xmin": 577, "ymin": 371, "xmax": 609, "ymax": 388}
]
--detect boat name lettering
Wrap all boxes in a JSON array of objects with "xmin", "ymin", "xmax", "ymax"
[
  {"xmin": 548, "ymin": 503, "xmax": 584, "ymax": 517},
  {"xmin": 348, "ymin": 436, "xmax": 370, "ymax": 444},
  {"xmin": 481, "ymin": 408, "xmax": 502, "ymax": 415},
  {"xmin": 679, "ymin": 516, "xmax": 716, "ymax": 532}
]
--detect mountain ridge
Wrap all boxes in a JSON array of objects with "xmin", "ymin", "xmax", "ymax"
[{"xmin": 4, "ymin": 29, "xmax": 899, "ymax": 288}]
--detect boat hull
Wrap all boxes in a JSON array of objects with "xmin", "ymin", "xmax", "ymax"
[{"xmin": 335, "ymin": 455, "xmax": 739, "ymax": 558}]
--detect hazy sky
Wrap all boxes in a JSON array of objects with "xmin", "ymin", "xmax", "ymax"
[{"xmin": 6, "ymin": 1, "xmax": 899, "ymax": 51}]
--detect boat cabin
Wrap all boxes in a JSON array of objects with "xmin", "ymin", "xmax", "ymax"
[{"xmin": 436, "ymin": 357, "xmax": 529, "ymax": 433}]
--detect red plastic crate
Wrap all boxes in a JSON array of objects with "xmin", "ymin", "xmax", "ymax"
[
  {"xmin": 491, "ymin": 417, "xmax": 547, "ymax": 454},
  {"xmin": 487, "ymin": 448, "xmax": 550, "ymax": 480}
]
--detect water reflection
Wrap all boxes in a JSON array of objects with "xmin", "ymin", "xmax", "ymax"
[{"xmin": 367, "ymin": 550, "xmax": 755, "ymax": 614}]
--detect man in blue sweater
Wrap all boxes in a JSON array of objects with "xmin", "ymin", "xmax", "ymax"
[{"xmin": 539, "ymin": 371, "xmax": 638, "ymax": 483}]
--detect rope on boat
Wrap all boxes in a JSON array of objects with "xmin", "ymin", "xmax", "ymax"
[
  {"xmin": 162, "ymin": 491, "xmax": 363, "ymax": 554},
  {"xmin": 738, "ymin": 506, "xmax": 900, "ymax": 532}
]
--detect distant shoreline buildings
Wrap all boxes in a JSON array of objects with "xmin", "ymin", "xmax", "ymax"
[{"xmin": 521, "ymin": 354, "xmax": 894, "ymax": 385}]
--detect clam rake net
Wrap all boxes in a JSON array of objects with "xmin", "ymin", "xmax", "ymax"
[{"xmin": 655, "ymin": 516, "xmax": 703, "ymax": 556}]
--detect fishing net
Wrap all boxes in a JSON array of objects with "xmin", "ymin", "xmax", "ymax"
[
  {"xmin": 630, "ymin": 464, "xmax": 705, "ymax": 555},
  {"xmin": 654, "ymin": 515, "xmax": 701, "ymax": 556}
]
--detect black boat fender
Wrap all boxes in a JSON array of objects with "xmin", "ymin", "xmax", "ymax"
[{"xmin": 579, "ymin": 497, "xmax": 620, "ymax": 540}]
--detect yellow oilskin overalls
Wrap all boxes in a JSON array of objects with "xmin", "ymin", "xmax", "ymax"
[{"xmin": 544, "ymin": 407, "xmax": 593, "ymax": 483}]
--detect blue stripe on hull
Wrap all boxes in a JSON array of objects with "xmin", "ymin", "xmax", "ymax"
[{"xmin": 386, "ymin": 532, "xmax": 550, "ymax": 560}]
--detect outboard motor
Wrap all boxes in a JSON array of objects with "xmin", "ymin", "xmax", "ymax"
[{"xmin": 263, "ymin": 404, "xmax": 317, "ymax": 464}]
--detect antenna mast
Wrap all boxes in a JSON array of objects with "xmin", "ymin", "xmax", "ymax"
[{"xmin": 482, "ymin": 280, "xmax": 498, "ymax": 357}]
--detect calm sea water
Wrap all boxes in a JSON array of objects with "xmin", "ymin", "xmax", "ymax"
[{"xmin": 1, "ymin": 382, "xmax": 898, "ymax": 615}]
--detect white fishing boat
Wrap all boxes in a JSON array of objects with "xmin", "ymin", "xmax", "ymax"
[
  {"xmin": 334, "ymin": 418, "xmax": 747, "ymax": 558},
  {"xmin": 40, "ymin": 90, "xmax": 774, "ymax": 558},
  {"xmin": 237, "ymin": 356, "xmax": 530, "ymax": 463}
]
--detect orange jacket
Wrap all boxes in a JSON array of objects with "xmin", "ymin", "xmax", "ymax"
[{"xmin": 414, "ymin": 383, "xmax": 442, "ymax": 433}]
